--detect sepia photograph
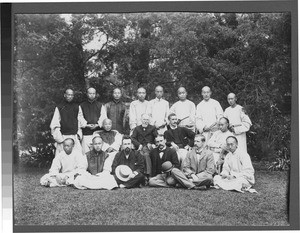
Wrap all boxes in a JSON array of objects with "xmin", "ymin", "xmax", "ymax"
[{"xmin": 3, "ymin": 1, "xmax": 298, "ymax": 232}]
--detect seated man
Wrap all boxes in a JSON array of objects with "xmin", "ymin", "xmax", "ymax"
[
  {"xmin": 149, "ymin": 135, "xmax": 194, "ymax": 189},
  {"xmin": 111, "ymin": 135, "xmax": 145, "ymax": 188},
  {"xmin": 213, "ymin": 136, "xmax": 255, "ymax": 193},
  {"xmin": 131, "ymin": 113, "xmax": 157, "ymax": 179},
  {"xmin": 72, "ymin": 136, "xmax": 118, "ymax": 190},
  {"xmin": 182, "ymin": 134, "xmax": 215, "ymax": 189},
  {"xmin": 40, "ymin": 138, "xmax": 86, "ymax": 187},
  {"xmin": 94, "ymin": 118, "xmax": 122, "ymax": 160},
  {"xmin": 207, "ymin": 117, "xmax": 233, "ymax": 172},
  {"xmin": 164, "ymin": 113, "xmax": 195, "ymax": 168}
]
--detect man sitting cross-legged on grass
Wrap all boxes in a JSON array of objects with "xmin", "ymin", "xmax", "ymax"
[
  {"xmin": 164, "ymin": 113, "xmax": 195, "ymax": 169},
  {"xmin": 72, "ymin": 136, "xmax": 118, "ymax": 190},
  {"xmin": 182, "ymin": 134, "xmax": 215, "ymax": 189},
  {"xmin": 40, "ymin": 138, "xmax": 86, "ymax": 187},
  {"xmin": 213, "ymin": 136, "xmax": 256, "ymax": 193},
  {"xmin": 111, "ymin": 135, "xmax": 145, "ymax": 189}
]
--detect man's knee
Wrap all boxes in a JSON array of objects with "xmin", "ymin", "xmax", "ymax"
[{"xmin": 166, "ymin": 176, "xmax": 177, "ymax": 186}]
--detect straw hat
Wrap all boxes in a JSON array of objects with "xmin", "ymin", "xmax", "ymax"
[{"xmin": 115, "ymin": 165, "xmax": 133, "ymax": 182}]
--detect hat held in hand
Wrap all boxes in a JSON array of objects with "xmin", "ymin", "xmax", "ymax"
[
  {"xmin": 161, "ymin": 161, "xmax": 173, "ymax": 173},
  {"xmin": 115, "ymin": 165, "xmax": 133, "ymax": 182}
]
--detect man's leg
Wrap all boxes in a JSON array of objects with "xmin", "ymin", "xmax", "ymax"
[
  {"xmin": 122, "ymin": 173, "xmax": 145, "ymax": 189},
  {"xmin": 193, "ymin": 172, "xmax": 213, "ymax": 187},
  {"xmin": 149, "ymin": 174, "xmax": 169, "ymax": 187},
  {"xmin": 171, "ymin": 168, "xmax": 195, "ymax": 189},
  {"xmin": 141, "ymin": 146, "xmax": 152, "ymax": 177},
  {"xmin": 176, "ymin": 149, "xmax": 188, "ymax": 170}
]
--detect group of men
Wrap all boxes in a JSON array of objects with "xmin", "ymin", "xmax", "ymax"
[{"xmin": 40, "ymin": 85, "xmax": 255, "ymax": 193}]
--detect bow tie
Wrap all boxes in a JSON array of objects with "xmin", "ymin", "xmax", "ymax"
[{"xmin": 196, "ymin": 150, "xmax": 202, "ymax": 154}]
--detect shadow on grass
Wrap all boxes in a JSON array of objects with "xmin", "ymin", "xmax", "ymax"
[{"xmin": 13, "ymin": 163, "xmax": 289, "ymax": 226}]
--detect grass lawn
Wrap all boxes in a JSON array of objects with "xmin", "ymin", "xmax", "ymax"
[{"xmin": 13, "ymin": 162, "xmax": 289, "ymax": 226}]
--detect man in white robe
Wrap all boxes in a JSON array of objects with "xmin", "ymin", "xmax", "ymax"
[
  {"xmin": 224, "ymin": 93, "xmax": 252, "ymax": 152},
  {"xmin": 207, "ymin": 117, "xmax": 233, "ymax": 170},
  {"xmin": 213, "ymin": 136, "xmax": 255, "ymax": 192},
  {"xmin": 147, "ymin": 85, "xmax": 169, "ymax": 134},
  {"xmin": 129, "ymin": 87, "xmax": 149, "ymax": 134},
  {"xmin": 196, "ymin": 86, "xmax": 223, "ymax": 141},
  {"xmin": 169, "ymin": 87, "xmax": 196, "ymax": 132},
  {"xmin": 40, "ymin": 138, "xmax": 87, "ymax": 187}
]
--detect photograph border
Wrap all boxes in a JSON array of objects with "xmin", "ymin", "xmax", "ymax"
[{"xmin": 1, "ymin": 1, "xmax": 298, "ymax": 232}]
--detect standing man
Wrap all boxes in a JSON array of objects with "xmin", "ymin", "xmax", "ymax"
[
  {"xmin": 129, "ymin": 87, "xmax": 149, "ymax": 133},
  {"xmin": 50, "ymin": 88, "xmax": 83, "ymax": 156},
  {"xmin": 131, "ymin": 113, "xmax": 158, "ymax": 180},
  {"xmin": 196, "ymin": 86, "xmax": 223, "ymax": 141},
  {"xmin": 111, "ymin": 135, "xmax": 145, "ymax": 188},
  {"xmin": 207, "ymin": 117, "xmax": 233, "ymax": 168},
  {"xmin": 147, "ymin": 85, "xmax": 169, "ymax": 134},
  {"xmin": 80, "ymin": 87, "xmax": 107, "ymax": 154},
  {"xmin": 213, "ymin": 136, "xmax": 255, "ymax": 193},
  {"xmin": 105, "ymin": 88, "xmax": 127, "ymax": 134},
  {"xmin": 169, "ymin": 87, "xmax": 196, "ymax": 132},
  {"xmin": 182, "ymin": 134, "xmax": 215, "ymax": 189},
  {"xmin": 72, "ymin": 136, "xmax": 118, "ymax": 190},
  {"xmin": 224, "ymin": 93, "xmax": 252, "ymax": 152},
  {"xmin": 164, "ymin": 113, "xmax": 195, "ymax": 168},
  {"xmin": 40, "ymin": 138, "xmax": 87, "ymax": 187}
]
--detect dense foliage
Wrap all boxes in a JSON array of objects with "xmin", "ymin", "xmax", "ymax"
[{"xmin": 14, "ymin": 13, "xmax": 291, "ymax": 169}]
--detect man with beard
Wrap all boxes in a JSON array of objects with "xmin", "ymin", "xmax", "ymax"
[
  {"xmin": 148, "ymin": 135, "xmax": 195, "ymax": 189},
  {"xmin": 105, "ymin": 88, "xmax": 127, "ymax": 134},
  {"xmin": 80, "ymin": 87, "xmax": 107, "ymax": 154},
  {"xmin": 131, "ymin": 113, "xmax": 158, "ymax": 180},
  {"xmin": 50, "ymin": 88, "xmax": 83, "ymax": 156},
  {"xmin": 111, "ymin": 135, "xmax": 145, "ymax": 188}
]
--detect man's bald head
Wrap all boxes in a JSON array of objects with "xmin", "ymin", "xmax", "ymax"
[
  {"xmin": 64, "ymin": 89, "xmax": 74, "ymax": 102},
  {"xmin": 177, "ymin": 87, "xmax": 187, "ymax": 101},
  {"xmin": 103, "ymin": 118, "xmax": 112, "ymax": 131},
  {"xmin": 137, "ymin": 87, "xmax": 146, "ymax": 101},
  {"xmin": 227, "ymin": 93, "xmax": 237, "ymax": 107},
  {"xmin": 155, "ymin": 85, "xmax": 164, "ymax": 99},
  {"xmin": 87, "ymin": 87, "xmax": 97, "ymax": 101},
  {"xmin": 201, "ymin": 86, "xmax": 211, "ymax": 101}
]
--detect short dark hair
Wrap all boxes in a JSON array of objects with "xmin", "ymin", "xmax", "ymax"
[
  {"xmin": 155, "ymin": 134, "xmax": 165, "ymax": 140},
  {"xmin": 195, "ymin": 134, "xmax": 205, "ymax": 142},
  {"xmin": 168, "ymin": 113, "xmax": 177, "ymax": 120},
  {"xmin": 64, "ymin": 138, "xmax": 75, "ymax": 145},
  {"xmin": 122, "ymin": 135, "xmax": 132, "ymax": 142},
  {"xmin": 226, "ymin": 136, "xmax": 238, "ymax": 144}
]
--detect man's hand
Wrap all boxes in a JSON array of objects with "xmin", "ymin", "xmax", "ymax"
[
  {"xmin": 147, "ymin": 143, "xmax": 153, "ymax": 150},
  {"xmin": 138, "ymin": 145, "xmax": 143, "ymax": 151},
  {"xmin": 171, "ymin": 142, "xmax": 179, "ymax": 151},
  {"xmin": 128, "ymin": 172, "xmax": 137, "ymax": 179},
  {"xmin": 191, "ymin": 174, "xmax": 198, "ymax": 182},
  {"xmin": 203, "ymin": 126, "xmax": 210, "ymax": 132},
  {"xmin": 106, "ymin": 147, "xmax": 115, "ymax": 153},
  {"xmin": 90, "ymin": 124, "xmax": 98, "ymax": 130},
  {"xmin": 184, "ymin": 145, "xmax": 191, "ymax": 151}
]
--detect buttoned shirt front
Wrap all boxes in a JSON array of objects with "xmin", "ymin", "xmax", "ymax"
[
  {"xmin": 169, "ymin": 99, "xmax": 196, "ymax": 129},
  {"xmin": 147, "ymin": 97, "xmax": 169, "ymax": 127}
]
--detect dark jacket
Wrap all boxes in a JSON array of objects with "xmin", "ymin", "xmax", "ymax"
[
  {"xmin": 131, "ymin": 124, "xmax": 158, "ymax": 148},
  {"xmin": 111, "ymin": 150, "xmax": 144, "ymax": 175},
  {"xmin": 85, "ymin": 150, "xmax": 109, "ymax": 175},
  {"xmin": 80, "ymin": 100, "xmax": 103, "ymax": 135},
  {"xmin": 105, "ymin": 100, "xmax": 126, "ymax": 134},
  {"xmin": 149, "ymin": 147, "xmax": 180, "ymax": 177},
  {"xmin": 57, "ymin": 101, "xmax": 79, "ymax": 135},
  {"xmin": 164, "ymin": 126, "xmax": 195, "ymax": 148}
]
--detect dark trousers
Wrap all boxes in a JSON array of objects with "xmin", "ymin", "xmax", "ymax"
[{"xmin": 114, "ymin": 173, "xmax": 145, "ymax": 189}]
